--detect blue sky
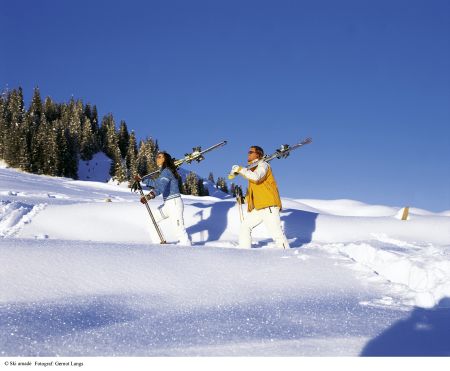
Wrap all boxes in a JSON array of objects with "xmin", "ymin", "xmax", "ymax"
[{"xmin": 2, "ymin": 0, "xmax": 449, "ymax": 211}]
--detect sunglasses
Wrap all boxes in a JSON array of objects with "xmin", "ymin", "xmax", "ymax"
[{"xmin": 248, "ymin": 151, "xmax": 256, "ymax": 154}]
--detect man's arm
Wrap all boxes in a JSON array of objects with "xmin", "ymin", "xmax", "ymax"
[{"xmin": 239, "ymin": 161, "xmax": 269, "ymax": 183}]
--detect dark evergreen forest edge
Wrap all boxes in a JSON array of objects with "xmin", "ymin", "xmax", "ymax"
[{"xmin": 0, "ymin": 87, "xmax": 234, "ymax": 196}]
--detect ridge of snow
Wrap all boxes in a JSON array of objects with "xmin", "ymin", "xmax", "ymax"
[
  {"xmin": 0, "ymin": 201, "xmax": 46, "ymax": 237},
  {"xmin": 320, "ymin": 241, "xmax": 450, "ymax": 308}
]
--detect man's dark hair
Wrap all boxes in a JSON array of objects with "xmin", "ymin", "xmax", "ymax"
[{"xmin": 251, "ymin": 146, "xmax": 264, "ymax": 159}]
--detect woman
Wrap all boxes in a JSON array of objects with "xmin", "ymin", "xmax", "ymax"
[{"xmin": 139, "ymin": 151, "xmax": 191, "ymax": 246}]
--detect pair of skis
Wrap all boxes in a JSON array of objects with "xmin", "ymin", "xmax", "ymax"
[
  {"xmin": 139, "ymin": 140, "xmax": 227, "ymax": 182},
  {"xmin": 228, "ymin": 137, "xmax": 312, "ymax": 180},
  {"xmin": 131, "ymin": 140, "xmax": 228, "ymax": 244}
]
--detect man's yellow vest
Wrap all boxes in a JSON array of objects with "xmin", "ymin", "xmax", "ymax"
[{"xmin": 246, "ymin": 164, "xmax": 282, "ymax": 212}]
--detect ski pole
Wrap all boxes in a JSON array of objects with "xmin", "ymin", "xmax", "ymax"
[
  {"xmin": 236, "ymin": 186, "xmax": 244, "ymax": 223},
  {"xmin": 132, "ymin": 176, "xmax": 167, "ymax": 244}
]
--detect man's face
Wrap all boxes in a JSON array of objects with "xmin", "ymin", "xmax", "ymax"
[{"xmin": 247, "ymin": 147, "xmax": 259, "ymax": 163}]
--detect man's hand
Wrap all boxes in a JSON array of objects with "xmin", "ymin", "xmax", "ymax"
[
  {"xmin": 231, "ymin": 165, "xmax": 242, "ymax": 174},
  {"xmin": 228, "ymin": 165, "xmax": 243, "ymax": 180}
]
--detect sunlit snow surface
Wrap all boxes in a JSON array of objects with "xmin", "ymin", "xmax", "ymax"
[{"xmin": 1, "ymin": 165, "xmax": 449, "ymax": 356}]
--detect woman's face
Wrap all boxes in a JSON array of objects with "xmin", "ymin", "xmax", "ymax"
[{"xmin": 156, "ymin": 153, "xmax": 165, "ymax": 167}]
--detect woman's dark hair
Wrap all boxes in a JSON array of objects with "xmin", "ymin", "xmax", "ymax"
[
  {"xmin": 251, "ymin": 146, "xmax": 264, "ymax": 159},
  {"xmin": 158, "ymin": 151, "xmax": 181, "ymax": 180}
]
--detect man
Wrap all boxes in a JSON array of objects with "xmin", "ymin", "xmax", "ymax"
[{"xmin": 231, "ymin": 146, "xmax": 290, "ymax": 249}]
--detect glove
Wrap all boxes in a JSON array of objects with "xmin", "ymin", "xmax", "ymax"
[
  {"xmin": 140, "ymin": 190, "xmax": 156, "ymax": 204},
  {"xmin": 231, "ymin": 165, "xmax": 242, "ymax": 174}
]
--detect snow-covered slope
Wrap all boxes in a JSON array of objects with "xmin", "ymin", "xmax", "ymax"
[{"xmin": 1, "ymin": 166, "xmax": 449, "ymax": 356}]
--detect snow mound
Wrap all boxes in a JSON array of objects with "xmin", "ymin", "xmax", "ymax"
[
  {"xmin": 298, "ymin": 199, "xmax": 399, "ymax": 217},
  {"xmin": 321, "ymin": 240, "xmax": 450, "ymax": 308}
]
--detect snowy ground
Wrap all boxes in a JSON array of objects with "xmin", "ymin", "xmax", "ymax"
[{"xmin": 0, "ymin": 164, "xmax": 449, "ymax": 356}]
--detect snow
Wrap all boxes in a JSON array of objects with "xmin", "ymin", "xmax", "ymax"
[
  {"xmin": 77, "ymin": 152, "xmax": 112, "ymax": 182},
  {"xmin": 1, "ymin": 166, "xmax": 449, "ymax": 356}
]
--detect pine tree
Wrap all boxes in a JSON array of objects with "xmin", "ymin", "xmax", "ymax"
[
  {"xmin": 64, "ymin": 125, "xmax": 79, "ymax": 179},
  {"xmin": 208, "ymin": 172, "xmax": 215, "ymax": 183},
  {"xmin": 4, "ymin": 88, "xmax": 27, "ymax": 168},
  {"xmin": 184, "ymin": 172, "xmax": 200, "ymax": 196},
  {"xmin": 45, "ymin": 121, "xmax": 60, "ymax": 176},
  {"xmin": 27, "ymin": 87, "xmax": 44, "ymax": 171},
  {"xmin": 118, "ymin": 120, "xmax": 129, "ymax": 159},
  {"xmin": 182, "ymin": 173, "xmax": 209, "ymax": 196},
  {"xmin": 100, "ymin": 116, "xmax": 125, "ymax": 181},
  {"xmin": 28, "ymin": 87, "xmax": 43, "ymax": 129},
  {"xmin": 52, "ymin": 100, "xmax": 80, "ymax": 178},
  {"xmin": 136, "ymin": 138, "xmax": 158, "ymax": 176},
  {"xmin": 91, "ymin": 105, "xmax": 100, "ymax": 148},
  {"xmin": 67, "ymin": 98, "xmax": 82, "ymax": 151},
  {"xmin": 84, "ymin": 103, "xmax": 92, "ymax": 124},
  {"xmin": 80, "ymin": 116, "xmax": 96, "ymax": 161},
  {"xmin": 216, "ymin": 177, "xmax": 229, "ymax": 193},
  {"xmin": 136, "ymin": 141, "xmax": 148, "ymax": 176},
  {"xmin": 54, "ymin": 120, "xmax": 68, "ymax": 176},
  {"xmin": 31, "ymin": 113, "xmax": 49, "ymax": 174},
  {"xmin": 44, "ymin": 97, "xmax": 59, "ymax": 122},
  {"xmin": 126, "ymin": 130, "xmax": 138, "ymax": 181},
  {"xmin": 110, "ymin": 145, "xmax": 127, "ymax": 183},
  {"xmin": 100, "ymin": 114, "xmax": 118, "ymax": 159}
]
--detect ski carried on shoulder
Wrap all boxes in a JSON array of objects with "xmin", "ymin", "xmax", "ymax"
[
  {"xmin": 140, "ymin": 140, "xmax": 227, "ymax": 182},
  {"xmin": 228, "ymin": 137, "xmax": 312, "ymax": 179}
]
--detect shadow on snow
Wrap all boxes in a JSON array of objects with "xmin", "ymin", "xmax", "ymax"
[
  {"xmin": 187, "ymin": 201, "xmax": 235, "ymax": 242},
  {"xmin": 282, "ymin": 209, "xmax": 318, "ymax": 248},
  {"xmin": 361, "ymin": 298, "xmax": 450, "ymax": 356}
]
